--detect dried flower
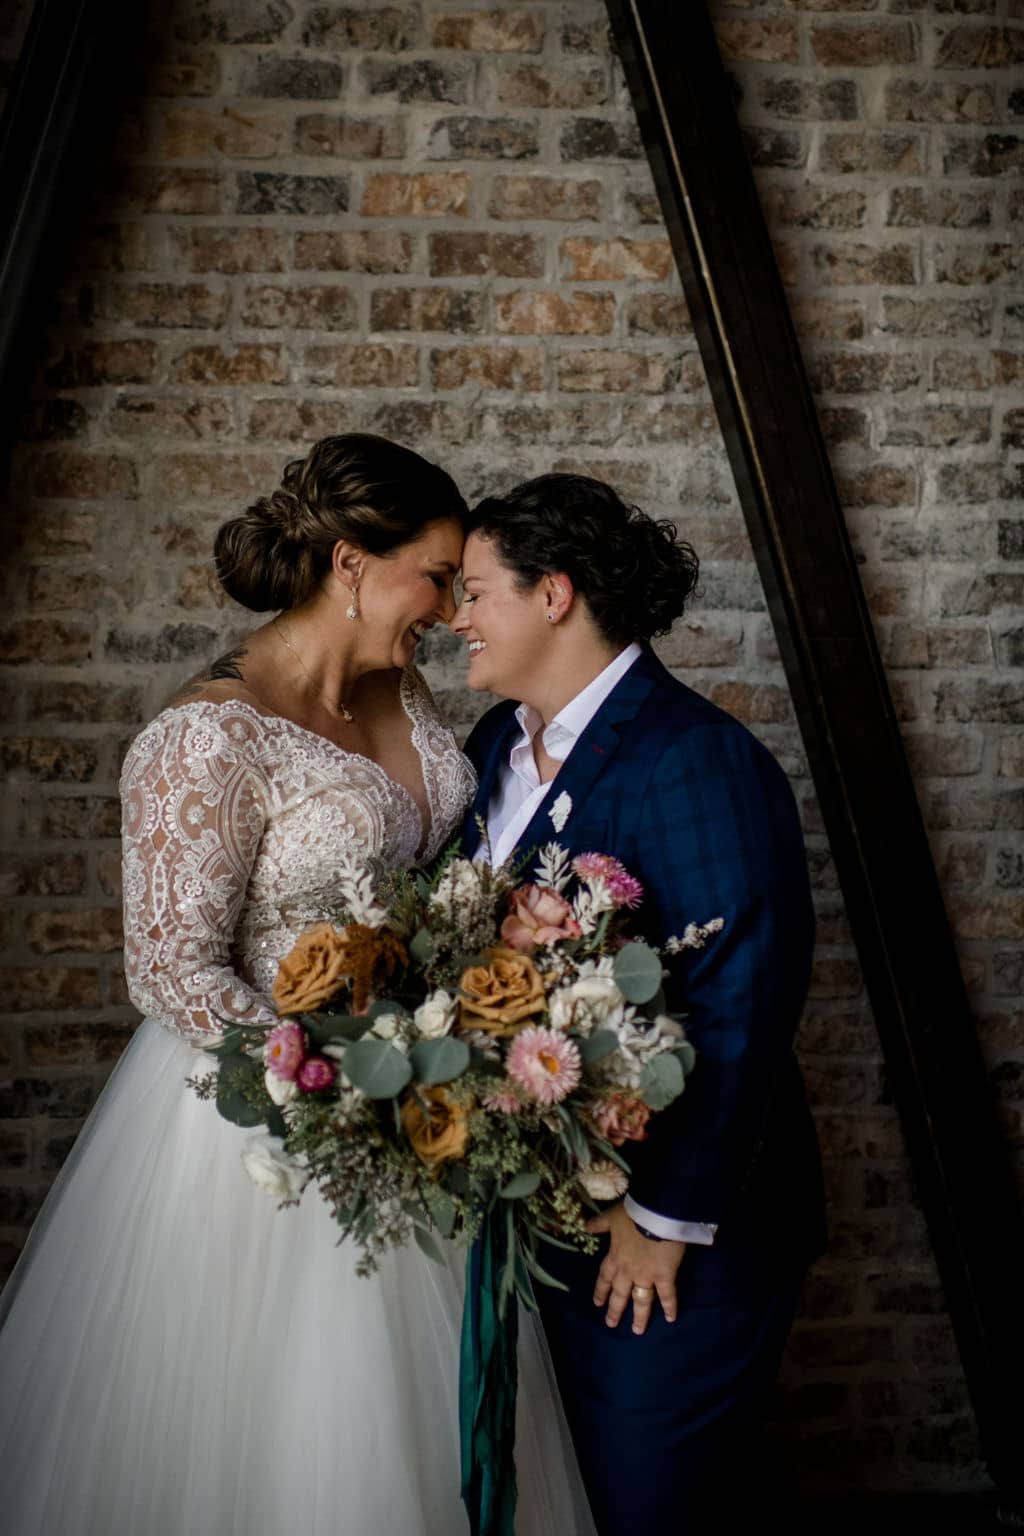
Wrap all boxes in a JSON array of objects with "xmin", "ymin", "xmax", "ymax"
[
  {"xmin": 501, "ymin": 883, "xmax": 582, "ymax": 953},
  {"xmin": 297, "ymin": 1055, "xmax": 336, "ymax": 1094},
  {"xmin": 507, "ymin": 1026, "xmax": 582, "ymax": 1106},
  {"xmin": 592, "ymin": 1092, "xmax": 652, "ymax": 1147},
  {"xmin": 458, "ymin": 946, "xmax": 546, "ymax": 1037},
  {"xmin": 572, "ymin": 853, "xmax": 644, "ymax": 910},
  {"xmin": 265, "ymin": 1022, "xmax": 307, "ymax": 1080},
  {"xmin": 401, "ymin": 1086, "xmax": 470, "ymax": 1166},
  {"xmin": 578, "ymin": 1159, "xmax": 629, "ymax": 1202},
  {"xmin": 482, "ymin": 1084, "xmax": 524, "ymax": 1115},
  {"xmin": 272, "ymin": 927, "xmax": 350, "ymax": 1016}
]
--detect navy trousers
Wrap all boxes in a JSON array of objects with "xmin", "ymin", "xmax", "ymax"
[{"xmin": 535, "ymin": 1236, "xmax": 803, "ymax": 1535}]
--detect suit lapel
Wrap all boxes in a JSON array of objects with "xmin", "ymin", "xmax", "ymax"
[
  {"xmin": 511, "ymin": 647, "xmax": 666, "ymax": 859},
  {"xmin": 461, "ymin": 705, "xmax": 520, "ymax": 858}
]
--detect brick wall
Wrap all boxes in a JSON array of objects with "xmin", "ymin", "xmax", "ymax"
[{"xmin": 1, "ymin": 0, "xmax": 1020, "ymax": 1495}]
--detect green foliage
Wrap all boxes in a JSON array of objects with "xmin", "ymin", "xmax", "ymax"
[
  {"xmin": 215, "ymin": 1057, "xmax": 269, "ymax": 1128},
  {"xmin": 342, "ymin": 1040, "xmax": 413, "ymax": 1099},
  {"xmin": 612, "ymin": 942, "xmax": 664, "ymax": 1004},
  {"xmin": 409, "ymin": 1036, "xmax": 470, "ymax": 1085},
  {"xmin": 639, "ymin": 1051, "xmax": 684, "ymax": 1109}
]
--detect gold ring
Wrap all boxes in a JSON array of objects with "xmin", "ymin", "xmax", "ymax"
[{"xmin": 631, "ymin": 1285, "xmax": 654, "ymax": 1301}]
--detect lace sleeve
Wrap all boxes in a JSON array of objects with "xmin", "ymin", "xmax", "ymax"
[{"xmin": 120, "ymin": 705, "xmax": 278, "ymax": 1045}]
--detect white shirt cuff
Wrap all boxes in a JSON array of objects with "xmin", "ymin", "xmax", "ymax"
[{"xmin": 624, "ymin": 1196, "xmax": 718, "ymax": 1247}]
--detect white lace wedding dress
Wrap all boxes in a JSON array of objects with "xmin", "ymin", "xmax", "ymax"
[{"xmin": 0, "ymin": 670, "xmax": 594, "ymax": 1536}]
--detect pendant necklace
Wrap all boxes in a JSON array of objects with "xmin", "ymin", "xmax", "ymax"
[{"xmin": 273, "ymin": 618, "xmax": 354, "ymax": 724}]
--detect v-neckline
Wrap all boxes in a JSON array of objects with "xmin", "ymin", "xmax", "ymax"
[{"xmin": 164, "ymin": 674, "xmax": 435, "ymax": 860}]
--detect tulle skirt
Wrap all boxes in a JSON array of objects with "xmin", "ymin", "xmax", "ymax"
[{"xmin": 0, "ymin": 1020, "xmax": 594, "ymax": 1535}]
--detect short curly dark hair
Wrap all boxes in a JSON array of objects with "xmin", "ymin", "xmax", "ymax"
[{"xmin": 465, "ymin": 474, "xmax": 699, "ymax": 647}]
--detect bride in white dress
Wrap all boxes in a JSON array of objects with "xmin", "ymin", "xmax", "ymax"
[{"xmin": 0, "ymin": 435, "xmax": 593, "ymax": 1536}]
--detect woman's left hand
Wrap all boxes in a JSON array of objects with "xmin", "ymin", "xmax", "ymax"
[{"xmin": 586, "ymin": 1203, "xmax": 686, "ymax": 1337}]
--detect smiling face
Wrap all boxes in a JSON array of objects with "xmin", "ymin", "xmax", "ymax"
[
  {"xmin": 451, "ymin": 531, "xmax": 553, "ymax": 699},
  {"xmin": 357, "ymin": 516, "xmax": 464, "ymax": 668}
]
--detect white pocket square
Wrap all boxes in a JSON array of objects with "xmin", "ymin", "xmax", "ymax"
[{"xmin": 549, "ymin": 791, "xmax": 572, "ymax": 833}]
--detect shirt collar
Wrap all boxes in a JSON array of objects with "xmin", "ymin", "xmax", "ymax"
[{"xmin": 511, "ymin": 642, "xmax": 643, "ymax": 766}]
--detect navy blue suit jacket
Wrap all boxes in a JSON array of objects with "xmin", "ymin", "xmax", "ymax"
[{"xmin": 461, "ymin": 646, "xmax": 825, "ymax": 1270}]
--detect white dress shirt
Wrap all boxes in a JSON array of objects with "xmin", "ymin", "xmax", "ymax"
[{"xmin": 479, "ymin": 643, "xmax": 716, "ymax": 1248}]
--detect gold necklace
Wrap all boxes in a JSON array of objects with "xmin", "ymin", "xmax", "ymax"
[{"xmin": 273, "ymin": 618, "xmax": 354, "ymax": 724}]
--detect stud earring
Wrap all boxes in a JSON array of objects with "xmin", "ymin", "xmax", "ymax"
[
  {"xmin": 346, "ymin": 585, "xmax": 360, "ymax": 622},
  {"xmin": 546, "ymin": 613, "xmax": 555, "ymax": 623}
]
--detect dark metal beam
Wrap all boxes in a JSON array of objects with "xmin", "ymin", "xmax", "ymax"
[{"xmin": 604, "ymin": 0, "xmax": 1024, "ymax": 1501}]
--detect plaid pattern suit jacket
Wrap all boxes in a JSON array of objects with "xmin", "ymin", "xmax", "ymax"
[{"xmin": 461, "ymin": 645, "xmax": 825, "ymax": 1261}]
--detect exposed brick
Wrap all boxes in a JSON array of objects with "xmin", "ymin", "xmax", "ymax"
[
  {"xmin": 303, "ymin": 342, "xmax": 420, "ymax": 388},
  {"xmin": 25, "ymin": 909, "xmax": 123, "ymax": 955},
  {"xmin": 171, "ymin": 344, "xmax": 288, "ymax": 385},
  {"xmin": 897, "ymin": 81, "xmax": 997, "ymax": 133},
  {"xmin": 240, "ymin": 283, "xmax": 357, "ymax": 330},
  {"xmin": 27, "ymin": 567, "xmax": 107, "ymax": 611},
  {"xmin": 103, "ymin": 621, "xmax": 223, "ymax": 664},
  {"xmin": 934, "ymin": 242, "xmax": 1021, "ymax": 285},
  {"xmin": 559, "ymin": 237, "xmax": 673, "ymax": 282},
  {"xmin": 494, "ymin": 290, "xmax": 614, "ymax": 336},
  {"xmin": 23, "ymin": 1021, "xmax": 134, "ymax": 1066},
  {"xmin": 0, "ymin": 853, "xmax": 86, "ymax": 899},
  {"xmin": 625, "ymin": 295, "xmax": 693, "ymax": 338},
  {"xmin": 370, "ymin": 287, "xmax": 483, "ymax": 333},
  {"xmin": 430, "ymin": 345, "xmax": 543, "ymax": 391},
  {"xmin": 496, "ymin": 62, "xmax": 607, "ymax": 110},
  {"xmin": 239, "ymin": 54, "xmax": 343, "ymax": 98},
  {"xmin": 715, "ymin": 19, "xmax": 800, "ymax": 64},
  {"xmin": 114, "ymin": 166, "xmax": 221, "ymax": 215},
  {"xmin": 20, "ymin": 796, "xmax": 121, "ymax": 841},
  {"xmin": 429, "ymin": 11, "xmax": 545, "ymax": 52},
  {"xmin": 98, "ymin": 280, "xmax": 230, "ymax": 329},
  {"xmin": 488, "ymin": 175, "xmax": 600, "ymax": 222},
  {"xmin": 0, "ymin": 739, "xmax": 98, "ymax": 783},
  {"xmin": 427, "ymin": 115, "xmax": 538, "ymax": 160},
  {"xmin": 26, "ymin": 681, "xmax": 145, "ymax": 723},
  {"xmin": 811, "ymin": 242, "xmax": 916, "ymax": 285},
  {"xmin": 757, "ymin": 77, "xmax": 859, "ymax": 122},
  {"xmin": 108, "ymin": 395, "xmax": 234, "ymax": 441},
  {"xmin": 295, "ymin": 113, "xmax": 406, "ymax": 159},
  {"xmin": 153, "ymin": 451, "xmax": 278, "ymax": 501},
  {"xmin": 943, "ymin": 133, "xmax": 1024, "ymax": 177},
  {"xmin": 171, "ymin": 1, "xmax": 294, "ymax": 47},
  {"xmin": 302, "ymin": 6, "xmax": 421, "ymax": 51},
  {"xmin": 998, "ymin": 520, "xmax": 1024, "ymax": 560},
  {"xmin": 45, "ymin": 340, "xmax": 157, "ymax": 388},
  {"xmin": 883, "ymin": 404, "xmax": 990, "ymax": 447},
  {"xmin": 936, "ymin": 24, "xmax": 1024, "ymax": 68},
  {"xmin": 31, "ymin": 451, "xmax": 139, "ymax": 500},
  {"xmin": 820, "ymin": 131, "xmax": 925, "ymax": 175},
  {"xmin": 761, "ymin": 185, "xmax": 867, "ymax": 230},
  {"xmin": 144, "ymin": 46, "xmax": 221, "ymax": 97},
  {"xmin": 361, "ymin": 172, "xmax": 469, "ymax": 218},
  {"xmin": 557, "ymin": 350, "xmax": 684, "ymax": 395},
  {"xmin": 1002, "ymin": 411, "xmax": 1024, "ymax": 451},
  {"xmin": 836, "ymin": 465, "xmax": 918, "ymax": 507},
  {"xmin": 791, "ymin": 299, "xmax": 865, "ymax": 341},
  {"xmin": 429, "ymin": 232, "xmax": 542, "ymax": 278},
  {"xmin": 931, "ymin": 348, "xmax": 995, "ymax": 389},
  {"xmin": 559, "ymin": 20, "xmax": 610, "ymax": 55},
  {"xmin": 886, "ymin": 186, "xmax": 993, "ymax": 229},
  {"xmin": 294, "ymin": 230, "xmax": 412, "ymax": 273},
  {"xmin": 0, "ymin": 969, "xmax": 100, "ymax": 1012},
  {"xmin": 743, "ymin": 127, "xmax": 807, "ymax": 169},
  {"xmin": 158, "ymin": 105, "xmax": 289, "ymax": 159},
  {"xmin": 811, "ymin": 23, "xmax": 919, "ymax": 66},
  {"xmin": 808, "ymin": 352, "xmax": 920, "ymax": 392},
  {"xmin": 361, "ymin": 58, "xmax": 474, "ymax": 104},
  {"xmin": 235, "ymin": 171, "xmax": 349, "ymax": 215},
  {"xmin": 18, "ymin": 399, "xmax": 89, "ymax": 442},
  {"xmin": 175, "ymin": 225, "xmax": 288, "ymax": 272},
  {"xmin": 559, "ymin": 118, "xmax": 642, "ymax": 162}
]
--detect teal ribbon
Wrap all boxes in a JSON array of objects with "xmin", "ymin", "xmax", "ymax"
[{"xmin": 459, "ymin": 1208, "xmax": 519, "ymax": 1536}]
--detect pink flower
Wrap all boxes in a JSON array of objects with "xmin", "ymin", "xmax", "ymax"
[
  {"xmin": 296, "ymin": 1055, "xmax": 336, "ymax": 1094},
  {"xmin": 572, "ymin": 854, "xmax": 644, "ymax": 910},
  {"xmin": 506, "ymin": 1026, "xmax": 582, "ymax": 1106},
  {"xmin": 501, "ymin": 884, "xmax": 582, "ymax": 953},
  {"xmin": 592, "ymin": 1093, "xmax": 652, "ymax": 1147},
  {"xmin": 482, "ymin": 1084, "xmax": 524, "ymax": 1115},
  {"xmin": 266, "ymin": 1023, "xmax": 306, "ymax": 1082}
]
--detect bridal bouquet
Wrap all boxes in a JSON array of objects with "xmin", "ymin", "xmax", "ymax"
[{"xmin": 190, "ymin": 840, "xmax": 721, "ymax": 1536}]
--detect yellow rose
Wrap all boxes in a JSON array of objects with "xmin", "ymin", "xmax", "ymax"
[
  {"xmin": 401, "ymin": 1086, "xmax": 470, "ymax": 1166},
  {"xmin": 458, "ymin": 946, "xmax": 546, "ymax": 1037},
  {"xmin": 272, "ymin": 923, "xmax": 350, "ymax": 1015}
]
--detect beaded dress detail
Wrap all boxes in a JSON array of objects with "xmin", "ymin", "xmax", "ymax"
[{"xmin": 119, "ymin": 667, "xmax": 476, "ymax": 1042}]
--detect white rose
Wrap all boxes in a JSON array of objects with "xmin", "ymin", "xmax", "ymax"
[
  {"xmin": 240, "ymin": 1134, "xmax": 308, "ymax": 1200},
  {"xmin": 371, "ymin": 1012, "xmax": 402, "ymax": 1040},
  {"xmin": 264, "ymin": 1068, "xmax": 299, "ymax": 1106},
  {"xmin": 414, "ymin": 989, "xmax": 456, "ymax": 1039},
  {"xmin": 578, "ymin": 1159, "xmax": 629, "ymax": 1202},
  {"xmin": 548, "ymin": 975, "xmax": 626, "ymax": 1033}
]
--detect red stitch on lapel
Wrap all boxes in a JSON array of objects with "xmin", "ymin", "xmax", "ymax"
[{"xmin": 591, "ymin": 743, "xmax": 606, "ymax": 755}]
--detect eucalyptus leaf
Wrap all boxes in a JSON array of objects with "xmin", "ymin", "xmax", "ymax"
[
  {"xmin": 410, "ymin": 1036, "xmax": 470, "ymax": 1086},
  {"xmin": 447, "ymin": 1165, "xmax": 471, "ymax": 1197},
  {"xmin": 613, "ymin": 942, "xmax": 664, "ymax": 1005},
  {"xmin": 368, "ymin": 999, "xmax": 407, "ymax": 1021},
  {"xmin": 408, "ymin": 927, "xmax": 437, "ymax": 966},
  {"xmin": 342, "ymin": 1039, "xmax": 413, "ymax": 1100},
  {"xmin": 265, "ymin": 1106, "xmax": 288, "ymax": 1140},
  {"xmin": 577, "ymin": 1030, "xmax": 618, "ymax": 1066},
  {"xmin": 677, "ymin": 1041, "xmax": 697, "ymax": 1076},
  {"xmin": 639, "ymin": 1052, "xmax": 685, "ymax": 1110},
  {"xmin": 215, "ymin": 1058, "xmax": 265, "ymax": 1128},
  {"xmin": 433, "ymin": 1193, "xmax": 456, "ymax": 1240},
  {"xmin": 499, "ymin": 1170, "xmax": 541, "ymax": 1201},
  {"xmin": 309, "ymin": 1015, "xmax": 366, "ymax": 1047}
]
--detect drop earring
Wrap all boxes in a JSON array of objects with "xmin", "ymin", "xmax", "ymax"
[{"xmin": 346, "ymin": 584, "xmax": 360, "ymax": 622}]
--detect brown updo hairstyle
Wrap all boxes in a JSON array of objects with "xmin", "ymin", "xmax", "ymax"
[{"xmin": 214, "ymin": 434, "xmax": 468, "ymax": 612}]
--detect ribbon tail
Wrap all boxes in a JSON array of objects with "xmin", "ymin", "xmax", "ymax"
[{"xmin": 459, "ymin": 1208, "xmax": 519, "ymax": 1536}]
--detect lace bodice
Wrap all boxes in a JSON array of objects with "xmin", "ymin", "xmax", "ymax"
[{"xmin": 119, "ymin": 668, "xmax": 477, "ymax": 1045}]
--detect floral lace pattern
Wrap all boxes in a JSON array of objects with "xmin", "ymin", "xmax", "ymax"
[{"xmin": 119, "ymin": 669, "xmax": 477, "ymax": 1045}]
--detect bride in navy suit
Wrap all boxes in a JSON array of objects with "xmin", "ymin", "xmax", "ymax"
[{"xmin": 451, "ymin": 473, "xmax": 825, "ymax": 1533}]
